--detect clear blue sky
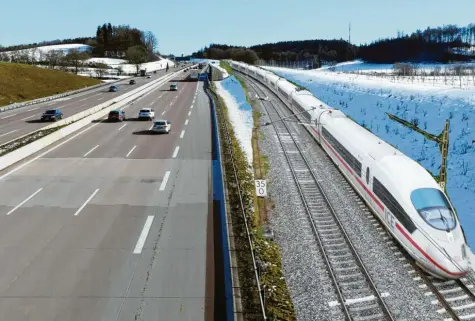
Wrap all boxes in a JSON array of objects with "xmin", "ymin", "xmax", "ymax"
[{"xmin": 1, "ymin": 0, "xmax": 474, "ymax": 55}]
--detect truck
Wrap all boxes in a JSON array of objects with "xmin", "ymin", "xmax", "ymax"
[{"xmin": 140, "ymin": 69, "xmax": 147, "ymax": 77}]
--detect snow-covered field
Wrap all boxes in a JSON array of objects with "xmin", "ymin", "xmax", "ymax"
[
  {"xmin": 310, "ymin": 60, "xmax": 475, "ymax": 89},
  {"xmin": 2, "ymin": 43, "xmax": 175, "ymax": 76},
  {"xmin": 2, "ymin": 44, "xmax": 91, "ymax": 60},
  {"xmin": 214, "ymin": 75, "xmax": 254, "ymax": 165},
  {"xmin": 265, "ymin": 66, "xmax": 475, "ymax": 251}
]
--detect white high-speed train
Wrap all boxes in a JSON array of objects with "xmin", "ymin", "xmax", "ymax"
[{"xmin": 230, "ymin": 60, "xmax": 471, "ymax": 279}]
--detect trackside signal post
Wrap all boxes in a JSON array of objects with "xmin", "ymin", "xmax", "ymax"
[{"xmin": 386, "ymin": 113, "xmax": 450, "ymax": 192}]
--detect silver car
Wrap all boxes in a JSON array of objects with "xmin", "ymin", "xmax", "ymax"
[{"xmin": 152, "ymin": 120, "xmax": 171, "ymax": 134}]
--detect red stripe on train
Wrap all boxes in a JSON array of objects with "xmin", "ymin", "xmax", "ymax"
[
  {"xmin": 310, "ymin": 127, "xmax": 384, "ymax": 211},
  {"xmin": 396, "ymin": 223, "xmax": 467, "ymax": 277}
]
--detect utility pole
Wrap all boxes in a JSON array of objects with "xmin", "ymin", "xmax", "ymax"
[
  {"xmin": 349, "ymin": 22, "xmax": 351, "ymax": 44},
  {"xmin": 386, "ymin": 113, "xmax": 450, "ymax": 192}
]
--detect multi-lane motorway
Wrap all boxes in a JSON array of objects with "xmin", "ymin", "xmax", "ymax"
[
  {"xmin": 0, "ymin": 68, "xmax": 176, "ymax": 146},
  {"xmin": 0, "ymin": 71, "xmax": 214, "ymax": 320}
]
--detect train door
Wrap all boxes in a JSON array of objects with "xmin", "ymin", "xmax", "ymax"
[{"xmin": 364, "ymin": 165, "xmax": 375, "ymax": 212}]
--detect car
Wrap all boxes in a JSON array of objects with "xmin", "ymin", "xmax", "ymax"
[
  {"xmin": 138, "ymin": 108, "xmax": 155, "ymax": 121},
  {"xmin": 147, "ymin": 75, "xmax": 151, "ymax": 79},
  {"xmin": 108, "ymin": 109, "xmax": 126, "ymax": 122},
  {"xmin": 152, "ymin": 120, "xmax": 171, "ymax": 134},
  {"xmin": 170, "ymin": 84, "xmax": 178, "ymax": 91},
  {"xmin": 41, "ymin": 109, "xmax": 63, "ymax": 121},
  {"xmin": 129, "ymin": 80, "xmax": 136, "ymax": 85},
  {"xmin": 109, "ymin": 85, "xmax": 118, "ymax": 92}
]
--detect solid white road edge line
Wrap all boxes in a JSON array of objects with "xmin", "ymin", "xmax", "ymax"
[
  {"xmin": 84, "ymin": 145, "xmax": 99, "ymax": 157},
  {"xmin": 180, "ymin": 130, "xmax": 185, "ymax": 139},
  {"xmin": 74, "ymin": 188, "xmax": 99, "ymax": 216},
  {"xmin": 0, "ymin": 129, "xmax": 18, "ymax": 138},
  {"xmin": 184, "ymin": 119, "xmax": 189, "ymax": 125},
  {"xmin": 172, "ymin": 146, "xmax": 179, "ymax": 158},
  {"xmin": 126, "ymin": 145, "xmax": 136, "ymax": 158},
  {"xmin": 133, "ymin": 215, "xmax": 155, "ymax": 254},
  {"xmin": 159, "ymin": 171, "xmax": 171, "ymax": 191},
  {"xmin": 6, "ymin": 188, "xmax": 43, "ymax": 215},
  {"xmin": 118, "ymin": 123, "xmax": 127, "ymax": 131}
]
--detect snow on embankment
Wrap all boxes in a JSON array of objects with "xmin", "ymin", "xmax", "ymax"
[
  {"xmin": 214, "ymin": 75, "xmax": 253, "ymax": 166},
  {"xmin": 266, "ymin": 66, "xmax": 475, "ymax": 251}
]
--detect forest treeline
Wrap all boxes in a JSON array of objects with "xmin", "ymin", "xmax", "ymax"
[{"xmin": 191, "ymin": 23, "xmax": 475, "ymax": 65}]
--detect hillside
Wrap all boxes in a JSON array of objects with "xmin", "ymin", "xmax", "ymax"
[{"xmin": 0, "ymin": 62, "xmax": 101, "ymax": 107}]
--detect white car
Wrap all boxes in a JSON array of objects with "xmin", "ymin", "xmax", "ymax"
[
  {"xmin": 138, "ymin": 108, "xmax": 155, "ymax": 121},
  {"xmin": 152, "ymin": 120, "xmax": 171, "ymax": 134}
]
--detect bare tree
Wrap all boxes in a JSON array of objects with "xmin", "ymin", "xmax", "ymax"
[
  {"xmin": 116, "ymin": 64, "xmax": 124, "ymax": 76},
  {"xmin": 126, "ymin": 46, "xmax": 148, "ymax": 74},
  {"xmin": 94, "ymin": 63, "xmax": 108, "ymax": 78},
  {"xmin": 45, "ymin": 49, "xmax": 65, "ymax": 69},
  {"xmin": 142, "ymin": 31, "xmax": 158, "ymax": 53},
  {"xmin": 64, "ymin": 48, "xmax": 89, "ymax": 74}
]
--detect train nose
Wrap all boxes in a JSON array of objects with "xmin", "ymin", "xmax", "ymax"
[{"xmin": 427, "ymin": 246, "xmax": 470, "ymax": 279}]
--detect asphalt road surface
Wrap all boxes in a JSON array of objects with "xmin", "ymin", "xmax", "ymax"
[
  {"xmin": 0, "ymin": 67, "xmax": 187, "ymax": 146},
  {"xmin": 0, "ymin": 75, "xmax": 214, "ymax": 320}
]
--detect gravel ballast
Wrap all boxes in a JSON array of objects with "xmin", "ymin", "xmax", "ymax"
[{"xmin": 242, "ymin": 74, "xmax": 445, "ymax": 321}]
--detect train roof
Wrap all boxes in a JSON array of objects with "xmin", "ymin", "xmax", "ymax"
[
  {"xmin": 327, "ymin": 115, "xmax": 439, "ymax": 192},
  {"xmin": 293, "ymin": 91, "xmax": 327, "ymax": 109}
]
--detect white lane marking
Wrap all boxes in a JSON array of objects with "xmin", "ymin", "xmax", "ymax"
[
  {"xmin": 133, "ymin": 215, "xmax": 155, "ymax": 254},
  {"xmin": 148, "ymin": 124, "xmax": 154, "ymax": 130},
  {"xmin": 118, "ymin": 123, "xmax": 127, "ymax": 131},
  {"xmin": 0, "ymin": 129, "xmax": 18, "ymax": 137},
  {"xmin": 169, "ymin": 101, "xmax": 173, "ymax": 106},
  {"xmin": 161, "ymin": 110, "xmax": 166, "ymax": 116},
  {"xmin": 7, "ymin": 188, "xmax": 43, "ymax": 215},
  {"xmin": 84, "ymin": 145, "xmax": 99, "ymax": 157},
  {"xmin": 0, "ymin": 121, "xmax": 101, "ymax": 181},
  {"xmin": 78, "ymin": 97, "xmax": 88, "ymax": 102},
  {"xmin": 172, "ymin": 146, "xmax": 179, "ymax": 158},
  {"xmin": 184, "ymin": 119, "xmax": 189, "ymax": 125},
  {"xmin": 126, "ymin": 145, "xmax": 136, "ymax": 158},
  {"xmin": 180, "ymin": 130, "xmax": 185, "ymax": 139},
  {"xmin": 188, "ymin": 111, "xmax": 191, "ymax": 116},
  {"xmin": 159, "ymin": 171, "xmax": 171, "ymax": 191},
  {"xmin": 1, "ymin": 114, "xmax": 17, "ymax": 120},
  {"xmin": 74, "ymin": 188, "xmax": 99, "ymax": 216},
  {"xmin": 28, "ymin": 107, "xmax": 39, "ymax": 111},
  {"xmin": 190, "ymin": 104, "xmax": 193, "ymax": 109},
  {"xmin": 20, "ymin": 115, "xmax": 36, "ymax": 121}
]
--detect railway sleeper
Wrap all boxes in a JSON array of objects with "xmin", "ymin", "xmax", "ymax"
[{"xmin": 352, "ymin": 312, "xmax": 386, "ymax": 321}]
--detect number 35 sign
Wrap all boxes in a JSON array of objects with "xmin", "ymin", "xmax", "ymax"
[{"xmin": 255, "ymin": 180, "xmax": 267, "ymax": 197}]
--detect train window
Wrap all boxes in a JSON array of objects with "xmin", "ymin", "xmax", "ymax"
[
  {"xmin": 373, "ymin": 178, "xmax": 417, "ymax": 233},
  {"xmin": 366, "ymin": 167, "xmax": 370, "ymax": 185},
  {"xmin": 322, "ymin": 127, "xmax": 362, "ymax": 176},
  {"xmin": 410, "ymin": 188, "xmax": 456, "ymax": 231}
]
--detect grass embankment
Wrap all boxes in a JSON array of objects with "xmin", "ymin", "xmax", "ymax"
[
  {"xmin": 217, "ymin": 61, "xmax": 296, "ymax": 320},
  {"xmin": 0, "ymin": 62, "xmax": 101, "ymax": 107}
]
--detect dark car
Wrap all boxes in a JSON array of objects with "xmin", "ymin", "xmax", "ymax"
[
  {"xmin": 109, "ymin": 85, "xmax": 118, "ymax": 92},
  {"xmin": 129, "ymin": 80, "xmax": 136, "ymax": 85},
  {"xmin": 41, "ymin": 109, "xmax": 63, "ymax": 121},
  {"xmin": 108, "ymin": 110, "xmax": 126, "ymax": 122}
]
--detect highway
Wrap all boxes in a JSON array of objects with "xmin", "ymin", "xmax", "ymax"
[
  {"xmin": 0, "ymin": 74, "xmax": 214, "ymax": 320},
  {"xmin": 0, "ymin": 68, "xmax": 185, "ymax": 146}
]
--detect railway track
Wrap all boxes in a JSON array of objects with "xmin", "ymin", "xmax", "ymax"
[
  {"xmin": 240, "ymin": 71, "xmax": 475, "ymax": 321},
  {"xmin": 244, "ymin": 75, "xmax": 395, "ymax": 321},
  {"xmin": 407, "ymin": 260, "xmax": 475, "ymax": 321}
]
